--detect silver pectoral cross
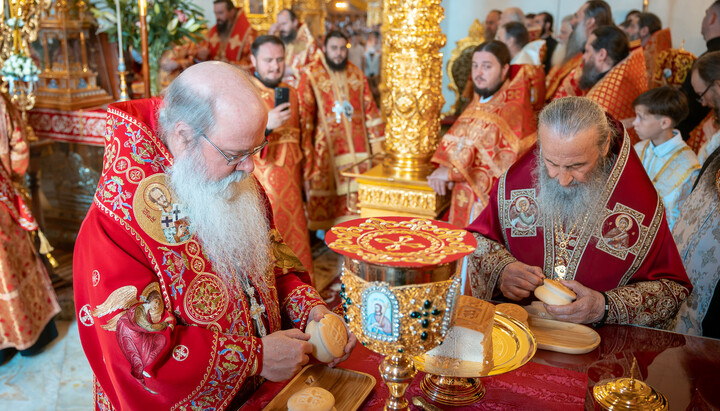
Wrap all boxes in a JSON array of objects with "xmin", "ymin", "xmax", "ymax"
[
  {"xmin": 332, "ymin": 100, "xmax": 343, "ymax": 124},
  {"xmin": 247, "ymin": 287, "xmax": 267, "ymax": 337}
]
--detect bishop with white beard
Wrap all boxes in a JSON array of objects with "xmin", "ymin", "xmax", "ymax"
[{"xmin": 73, "ymin": 62, "xmax": 356, "ymax": 410}]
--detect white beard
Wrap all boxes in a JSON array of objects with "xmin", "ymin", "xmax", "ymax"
[{"xmin": 167, "ymin": 149, "xmax": 271, "ymax": 287}]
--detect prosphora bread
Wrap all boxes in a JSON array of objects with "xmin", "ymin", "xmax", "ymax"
[
  {"xmin": 426, "ymin": 296, "xmax": 495, "ymax": 374},
  {"xmin": 287, "ymin": 386, "xmax": 336, "ymax": 411},
  {"xmin": 495, "ymin": 303, "xmax": 529, "ymax": 326},
  {"xmin": 534, "ymin": 278, "xmax": 577, "ymax": 306},
  {"xmin": 306, "ymin": 314, "xmax": 347, "ymax": 363}
]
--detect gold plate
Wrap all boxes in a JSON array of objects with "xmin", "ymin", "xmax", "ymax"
[{"xmin": 414, "ymin": 312, "xmax": 537, "ymax": 378}]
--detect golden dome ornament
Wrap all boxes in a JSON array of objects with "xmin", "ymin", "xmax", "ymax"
[{"xmin": 593, "ymin": 358, "xmax": 669, "ymax": 410}]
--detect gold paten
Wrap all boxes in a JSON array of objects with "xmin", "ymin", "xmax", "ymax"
[
  {"xmin": 414, "ymin": 313, "xmax": 537, "ymax": 405},
  {"xmin": 353, "ymin": 0, "xmax": 447, "ymax": 219},
  {"xmin": 593, "ymin": 358, "xmax": 669, "ymax": 411}
]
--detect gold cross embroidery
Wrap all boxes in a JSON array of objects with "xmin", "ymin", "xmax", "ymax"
[{"xmin": 376, "ymin": 236, "xmax": 425, "ymax": 251}]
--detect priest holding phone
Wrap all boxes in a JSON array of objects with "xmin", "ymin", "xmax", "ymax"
[{"xmin": 249, "ymin": 35, "xmax": 314, "ymax": 278}]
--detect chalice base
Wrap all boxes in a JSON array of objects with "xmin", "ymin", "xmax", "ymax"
[
  {"xmin": 420, "ymin": 374, "xmax": 486, "ymax": 406},
  {"xmin": 380, "ymin": 354, "xmax": 417, "ymax": 411}
]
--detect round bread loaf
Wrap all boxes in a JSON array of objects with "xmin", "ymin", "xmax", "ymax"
[
  {"xmin": 287, "ymin": 386, "xmax": 336, "ymax": 411},
  {"xmin": 496, "ymin": 303, "xmax": 529, "ymax": 326},
  {"xmin": 306, "ymin": 314, "xmax": 347, "ymax": 363},
  {"xmin": 534, "ymin": 279, "xmax": 577, "ymax": 306}
]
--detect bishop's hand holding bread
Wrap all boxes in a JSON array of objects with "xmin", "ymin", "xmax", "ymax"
[
  {"xmin": 534, "ymin": 279, "xmax": 577, "ymax": 305},
  {"xmin": 259, "ymin": 305, "xmax": 356, "ymax": 382},
  {"xmin": 306, "ymin": 306, "xmax": 357, "ymax": 366}
]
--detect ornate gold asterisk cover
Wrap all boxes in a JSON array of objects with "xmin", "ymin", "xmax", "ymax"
[{"xmin": 326, "ymin": 217, "xmax": 477, "ymax": 357}]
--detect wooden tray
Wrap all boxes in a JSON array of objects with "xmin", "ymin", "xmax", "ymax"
[
  {"xmin": 528, "ymin": 316, "xmax": 601, "ymax": 354},
  {"xmin": 262, "ymin": 364, "xmax": 376, "ymax": 411}
]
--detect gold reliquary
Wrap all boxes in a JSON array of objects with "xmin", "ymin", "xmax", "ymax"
[{"xmin": 34, "ymin": 1, "xmax": 112, "ymax": 110}]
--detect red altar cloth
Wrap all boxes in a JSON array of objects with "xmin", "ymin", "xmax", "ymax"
[
  {"xmin": 242, "ymin": 344, "xmax": 587, "ymax": 410},
  {"xmin": 28, "ymin": 107, "xmax": 107, "ymax": 146}
]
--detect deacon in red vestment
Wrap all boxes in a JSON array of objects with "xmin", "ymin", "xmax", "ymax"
[
  {"xmin": 297, "ymin": 30, "xmax": 384, "ymax": 231},
  {"xmin": 466, "ymin": 97, "xmax": 691, "ymax": 328},
  {"xmin": 270, "ymin": 9, "xmax": 321, "ymax": 88},
  {"xmin": 429, "ymin": 41, "xmax": 536, "ymax": 228},
  {"xmin": 196, "ymin": 0, "xmax": 257, "ymax": 72},
  {"xmin": 73, "ymin": 62, "xmax": 356, "ymax": 410},
  {"xmin": 249, "ymin": 35, "xmax": 314, "ymax": 277},
  {"xmin": 0, "ymin": 92, "xmax": 60, "ymax": 355}
]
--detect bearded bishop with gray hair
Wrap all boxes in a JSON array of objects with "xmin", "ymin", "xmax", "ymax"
[
  {"xmin": 73, "ymin": 62, "xmax": 356, "ymax": 410},
  {"xmin": 466, "ymin": 97, "xmax": 691, "ymax": 328}
]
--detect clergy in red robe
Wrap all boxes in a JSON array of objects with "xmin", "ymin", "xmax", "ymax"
[
  {"xmin": 429, "ymin": 41, "xmax": 536, "ymax": 228},
  {"xmin": 546, "ymin": 0, "xmax": 614, "ymax": 101},
  {"xmin": 73, "ymin": 63, "xmax": 356, "ymax": 410},
  {"xmin": 572, "ymin": 26, "xmax": 647, "ymax": 144},
  {"xmin": 272, "ymin": 9, "xmax": 321, "ymax": 88},
  {"xmin": 197, "ymin": 0, "xmax": 257, "ymax": 72},
  {"xmin": 249, "ymin": 35, "xmax": 314, "ymax": 277},
  {"xmin": 0, "ymin": 92, "xmax": 60, "ymax": 357},
  {"xmin": 467, "ymin": 97, "xmax": 691, "ymax": 328},
  {"xmin": 297, "ymin": 30, "xmax": 384, "ymax": 231},
  {"xmin": 634, "ymin": 13, "xmax": 671, "ymax": 88}
]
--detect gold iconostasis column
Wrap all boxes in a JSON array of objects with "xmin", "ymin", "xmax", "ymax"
[{"xmin": 356, "ymin": 0, "xmax": 449, "ymax": 218}]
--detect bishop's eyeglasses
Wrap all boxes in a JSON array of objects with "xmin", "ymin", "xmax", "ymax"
[{"xmin": 202, "ymin": 133, "xmax": 268, "ymax": 166}]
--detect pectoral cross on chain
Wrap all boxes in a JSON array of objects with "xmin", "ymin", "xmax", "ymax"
[
  {"xmin": 246, "ymin": 284, "xmax": 267, "ymax": 337},
  {"xmin": 332, "ymin": 100, "xmax": 343, "ymax": 124}
]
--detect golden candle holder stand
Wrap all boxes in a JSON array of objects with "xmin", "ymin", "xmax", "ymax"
[
  {"xmin": 414, "ymin": 312, "xmax": 537, "ymax": 406},
  {"xmin": 326, "ymin": 217, "xmax": 477, "ymax": 411},
  {"xmin": 593, "ymin": 358, "xmax": 669, "ymax": 410}
]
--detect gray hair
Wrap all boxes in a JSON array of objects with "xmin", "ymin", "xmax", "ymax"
[
  {"xmin": 157, "ymin": 77, "xmax": 217, "ymax": 150},
  {"xmin": 538, "ymin": 97, "xmax": 613, "ymax": 150}
]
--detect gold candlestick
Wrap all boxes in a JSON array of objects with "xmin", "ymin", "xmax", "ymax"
[{"xmin": 138, "ymin": 0, "xmax": 150, "ymax": 97}]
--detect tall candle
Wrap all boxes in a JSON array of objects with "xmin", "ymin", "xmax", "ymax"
[
  {"xmin": 138, "ymin": 0, "xmax": 146, "ymax": 16},
  {"xmin": 115, "ymin": 0, "xmax": 123, "ymax": 62}
]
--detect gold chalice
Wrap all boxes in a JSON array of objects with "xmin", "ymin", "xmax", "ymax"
[{"xmin": 326, "ymin": 217, "xmax": 476, "ymax": 411}]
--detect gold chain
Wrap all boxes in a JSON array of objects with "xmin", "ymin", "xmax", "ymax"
[{"xmin": 552, "ymin": 213, "xmax": 588, "ymax": 280}]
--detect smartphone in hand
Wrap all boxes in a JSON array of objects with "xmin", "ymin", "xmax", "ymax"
[{"xmin": 275, "ymin": 87, "xmax": 290, "ymax": 108}]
